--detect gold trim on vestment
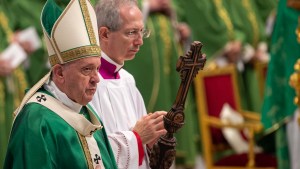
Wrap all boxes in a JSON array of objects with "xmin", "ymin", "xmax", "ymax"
[
  {"xmin": 242, "ymin": 0, "xmax": 259, "ymax": 47},
  {"xmin": 296, "ymin": 17, "xmax": 300, "ymax": 43},
  {"xmin": 147, "ymin": 18, "xmax": 160, "ymax": 112},
  {"xmin": 0, "ymin": 11, "xmax": 13, "ymax": 42},
  {"xmin": 49, "ymin": 45, "xmax": 101, "ymax": 65},
  {"xmin": 0, "ymin": 11, "xmax": 28, "ymax": 124},
  {"xmin": 0, "ymin": 11, "xmax": 11, "ymax": 125},
  {"xmin": 263, "ymin": 117, "xmax": 292, "ymax": 136},
  {"xmin": 0, "ymin": 80, "xmax": 4, "ymax": 124},
  {"xmin": 158, "ymin": 15, "xmax": 171, "ymax": 75},
  {"xmin": 213, "ymin": 0, "xmax": 234, "ymax": 40},
  {"xmin": 13, "ymin": 68, "xmax": 28, "ymax": 112},
  {"xmin": 77, "ymin": 132, "xmax": 94, "ymax": 169}
]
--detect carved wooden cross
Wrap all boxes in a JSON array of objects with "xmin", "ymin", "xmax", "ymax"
[
  {"xmin": 174, "ymin": 41, "xmax": 206, "ymax": 108},
  {"xmin": 150, "ymin": 41, "xmax": 206, "ymax": 169}
]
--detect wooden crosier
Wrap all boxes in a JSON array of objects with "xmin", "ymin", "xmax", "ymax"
[{"xmin": 149, "ymin": 41, "xmax": 206, "ymax": 169}]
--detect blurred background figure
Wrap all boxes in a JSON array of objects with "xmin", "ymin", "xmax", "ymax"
[
  {"xmin": 175, "ymin": 0, "xmax": 276, "ymax": 113},
  {"xmin": 227, "ymin": 0, "xmax": 277, "ymax": 113},
  {"xmin": 124, "ymin": 0, "xmax": 199, "ymax": 168},
  {"xmin": 174, "ymin": 2, "xmax": 246, "ymax": 167},
  {"xmin": 0, "ymin": 0, "xmax": 51, "ymax": 167},
  {"xmin": 175, "ymin": 0, "xmax": 277, "ymax": 168},
  {"xmin": 262, "ymin": 0, "xmax": 300, "ymax": 168},
  {"xmin": 9, "ymin": 1, "xmax": 49, "ymax": 86}
]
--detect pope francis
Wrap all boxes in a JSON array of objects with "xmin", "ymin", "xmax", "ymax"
[{"xmin": 3, "ymin": 0, "xmax": 117, "ymax": 168}]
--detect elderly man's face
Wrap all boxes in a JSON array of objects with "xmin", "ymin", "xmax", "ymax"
[
  {"xmin": 61, "ymin": 57, "xmax": 100, "ymax": 105},
  {"xmin": 107, "ymin": 5, "xmax": 144, "ymax": 64}
]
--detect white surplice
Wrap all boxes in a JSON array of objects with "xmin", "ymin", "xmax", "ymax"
[
  {"xmin": 287, "ymin": 109, "xmax": 300, "ymax": 169},
  {"xmin": 90, "ymin": 54, "xmax": 150, "ymax": 169}
]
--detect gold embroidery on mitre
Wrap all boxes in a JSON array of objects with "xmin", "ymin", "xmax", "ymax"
[
  {"xmin": 51, "ymin": 0, "xmax": 74, "ymax": 64},
  {"xmin": 79, "ymin": 0, "xmax": 97, "ymax": 45},
  {"xmin": 49, "ymin": 45, "xmax": 101, "ymax": 66},
  {"xmin": 50, "ymin": 0, "xmax": 100, "ymax": 66}
]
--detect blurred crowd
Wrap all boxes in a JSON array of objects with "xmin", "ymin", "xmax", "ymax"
[{"xmin": 2, "ymin": 0, "xmax": 300, "ymax": 169}]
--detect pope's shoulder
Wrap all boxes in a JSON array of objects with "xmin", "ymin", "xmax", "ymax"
[{"xmin": 14, "ymin": 101, "xmax": 68, "ymax": 128}]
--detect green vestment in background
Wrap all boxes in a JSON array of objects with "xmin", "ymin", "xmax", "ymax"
[
  {"xmin": 174, "ymin": 0, "xmax": 278, "ymax": 164},
  {"xmin": 227, "ymin": 0, "xmax": 276, "ymax": 113},
  {"xmin": 254, "ymin": 0, "xmax": 278, "ymax": 23},
  {"xmin": 9, "ymin": 0, "xmax": 49, "ymax": 86},
  {"xmin": 174, "ymin": 0, "xmax": 252, "ymax": 110},
  {"xmin": 0, "ymin": 1, "xmax": 28, "ymax": 167},
  {"xmin": 262, "ymin": 0, "xmax": 300, "ymax": 168},
  {"xmin": 175, "ymin": 0, "xmax": 242, "ymax": 59}
]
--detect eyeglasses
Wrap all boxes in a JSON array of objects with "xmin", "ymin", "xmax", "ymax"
[
  {"xmin": 80, "ymin": 65, "xmax": 99, "ymax": 76},
  {"xmin": 125, "ymin": 29, "xmax": 151, "ymax": 39}
]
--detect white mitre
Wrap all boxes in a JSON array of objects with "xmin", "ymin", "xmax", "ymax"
[{"xmin": 42, "ymin": 0, "xmax": 100, "ymax": 66}]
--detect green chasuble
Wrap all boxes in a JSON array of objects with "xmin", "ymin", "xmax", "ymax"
[
  {"xmin": 174, "ymin": 0, "xmax": 277, "ymax": 161},
  {"xmin": 174, "ymin": 0, "xmax": 251, "ymax": 110},
  {"xmin": 262, "ymin": 0, "xmax": 300, "ymax": 168},
  {"xmin": 225, "ymin": 0, "xmax": 267, "ymax": 113},
  {"xmin": 173, "ymin": 1, "xmax": 246, "ymax": 166},
  {"xmin": 4, "ymin": 88, "xmax": 117, "ymax": 169},
  {"xmin": 174, "ymin": 0, "xmax": 251, "ymax": 112},
  {"xmin": 254, "ymin": 0, "xmax": 278, "ymax": 24},
  {"xmin": 0, "ymin": 2, "xmax": 28, "ymax": 168},
  {"xmin": 227, "ymin": 0, "xmax": 270, "ymax": 48},
  {"xmin": 174, "ymin": 0, "xmax": 241, "ymax": 60},
  {"xmin": 124, "ymin": 0, "xmax": 198, "ymax": 167}
]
